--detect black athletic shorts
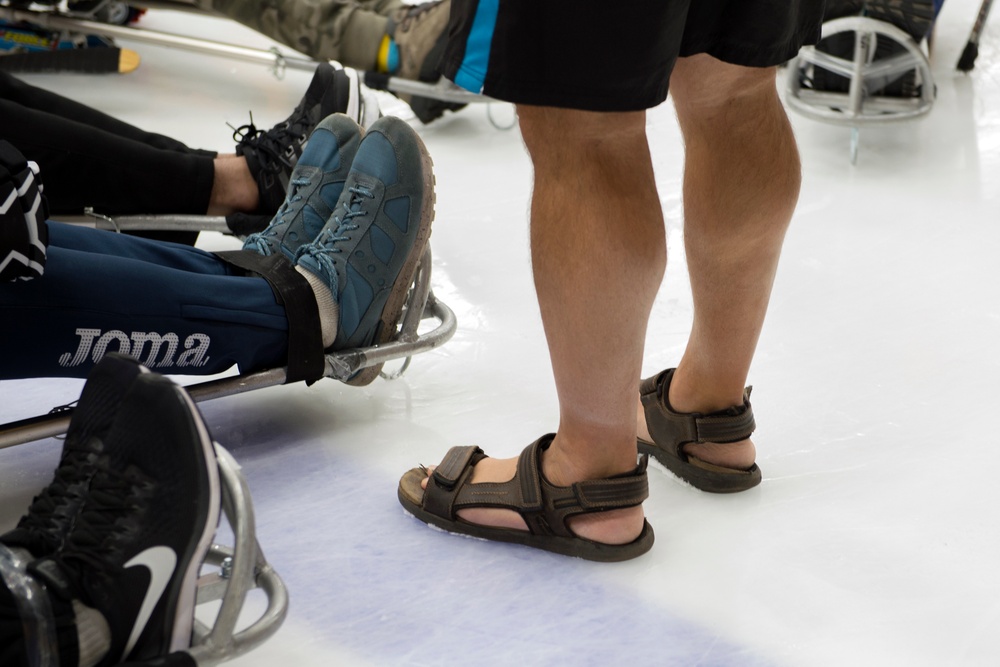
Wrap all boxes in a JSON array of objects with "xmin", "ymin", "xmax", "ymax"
[{"xmin": 442, "ymin": 0, "xmax": 826, "ymax": 111}]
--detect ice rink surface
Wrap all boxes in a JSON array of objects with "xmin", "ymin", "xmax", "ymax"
[{"xmin": 2, "ymin": 1, "xmax": 999, "ymax": 664}]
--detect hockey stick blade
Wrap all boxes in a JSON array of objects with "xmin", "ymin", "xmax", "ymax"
[{"xmin": 957, "ymin": 0, "xmax": 995, "ymax": 71}]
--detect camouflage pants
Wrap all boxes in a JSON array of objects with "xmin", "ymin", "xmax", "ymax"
[{"xmin": 207, "ymin": 0, "xmax": 405, "ymax": 69}]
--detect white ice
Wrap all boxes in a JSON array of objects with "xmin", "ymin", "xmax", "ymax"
[{"xmin": 2, "ymin": 0, "xmax": 999, "ymax": 664}]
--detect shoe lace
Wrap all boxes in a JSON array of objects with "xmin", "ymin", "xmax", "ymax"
[
  {"xmin": 306, "ymin": 184, "xmax": 375, "ymax": 275},
  {"xmin": 318, "ymin": 185, "xmax": 374, "ymax": 249},
  {"xmin": 12, "ymin": 445, "xmax": 97, "ymax": 544},
  {"xmin": 56, "ymin": 463, "xmax": 153, "ymax": 573},
  {"xmin": 231, "ymin": 108, "xmax": 309, "ymax": 173}
]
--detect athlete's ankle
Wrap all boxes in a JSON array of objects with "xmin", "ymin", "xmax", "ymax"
[
  {"xmin": 542, "ymin": 432, "xmax": 639, "ymax": 488},
  {"xmin": 667, "ymin": 366, "xmax": 748, "ymax": 415}
]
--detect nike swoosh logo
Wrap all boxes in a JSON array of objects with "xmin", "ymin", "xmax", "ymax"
[{"xmin": 122, "ymin": 545, "xmax": 177, "ymax": 658}]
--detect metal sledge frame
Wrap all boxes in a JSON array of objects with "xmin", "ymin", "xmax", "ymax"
[
  {"xmin": 186, "ymin": 445, "xmax": 288, "ymax": 666},
  {"xmin": 0, "ymin": 443, "xmax": 289, "ymax": 666},
  {"xmin": 0, "ymin": 239, "xmax": 457, "ymax": 450},
  {"xmin": 786, "ymin": 16, "xmax": 936, "ymax": 163},
  {"xmin": 0, "ymin": 3, "xmax": 492, "ymax": 106}
]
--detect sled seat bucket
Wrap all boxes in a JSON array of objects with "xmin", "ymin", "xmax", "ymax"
[{"xmin": 786, "ymin": 16, "xmax": 935, "ymax": 125}]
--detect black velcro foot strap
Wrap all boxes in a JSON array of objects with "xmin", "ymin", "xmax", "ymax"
[
  {"xmin": 216, "ymin": 249, "xmax": 324, "ymax": 384},
  {"xmin": 225, "ymin": 212, "xmax": 272, "ymax": 237}
]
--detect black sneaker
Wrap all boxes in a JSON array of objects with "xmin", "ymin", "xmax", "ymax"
[
  {"xmin": 236, "ymin": 63, "xmax": 358, "ymax": 214},
  {"xmin": 1, "ymin": 354, "xmax": 147, "ymax": 559},
  {"xmin": 29, "ymin": 373, "xmax": 221, "ymax": 664}
]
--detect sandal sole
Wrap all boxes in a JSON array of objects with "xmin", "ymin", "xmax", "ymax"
[
  {"xmin": 638, "ymin": 439, "xmax": 761, "ymax": 493},
  {"xmin": 398, "ymin": 468, "xmax": 655, "ymax": 563}
]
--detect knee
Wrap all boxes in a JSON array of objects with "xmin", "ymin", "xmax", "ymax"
[
  {"xmin": 670, "ymin": 56, "xmax": 781, "ymax": 125},
  {"xmin": 516, "ymin": 105, "xmax": 649, "ymax": 175},
  {"xmin": 517, "ymin": 105, "xmax": 646, "ymax": 160}
]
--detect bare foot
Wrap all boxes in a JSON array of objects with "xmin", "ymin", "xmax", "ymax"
[
  {"xmin": 420, "ymin": 447, "xmax": 646, "ymax": 546},
  {"xmin": 636, "ymin": 400, "xmax": 757, "ymax": 470}
]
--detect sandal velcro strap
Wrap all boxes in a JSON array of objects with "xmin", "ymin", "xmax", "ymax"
[
  {"xmin": 424, "ymin": 446, "xmax": 485, "ymax": 518},
  {"xmin": 642, "ymin": 368, "xmax": 755, "ymax": 445},
  {"xmin": 691, "ymin": 407, "xmax": 755, "ymax": 444},
  {"xmin": 431, "ymin": 446, "xmax": 484, "ymax": 490},
  {"xmin": 573, "ymin": 462, "xmax": 649, "ymax": 510},
  {"xmin": 515, "ymin": 440, "xmax": 544, "ymax": 510},
  {"xmin": 525, "ymin": 436, "xmax": 648, "ymax": 537}
]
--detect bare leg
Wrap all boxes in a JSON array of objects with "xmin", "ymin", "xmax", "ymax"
[
  {"xmin": 423, "ymin": 106, "xmax": 664, "ymax": 545},
  {"xmin": 636, "ymin": 55, "xmax": 802, "ymax": 470},
  {"xmin": 207, "ymin": 155, "xmax": 260, "ymax": 215},
  {"xmin": 420, "ymin": 58, "xmax": 800, "ymax": 541}
]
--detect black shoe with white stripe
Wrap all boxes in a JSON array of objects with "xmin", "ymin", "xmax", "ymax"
[
  {"xmin": 29, "ymin": 372, "xmax": 221, "ymax": 664},
  {"xmin": 0, "ymin": 140, "xmax": 48, "ymax": 282}
]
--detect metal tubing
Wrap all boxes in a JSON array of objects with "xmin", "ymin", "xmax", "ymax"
[
  {"xmin": 847, "ymin": 29, "xmax": 872, "ymax": 118},
  {"xmin": 364, "ymin": 72, "xmax": 491, "ymax": 104},
  {"xmin": 397, "ymin": 247, "xmax": 433, "ymax": 344},
  {"xmin": 186, "ymin": 447, "xmax": 289, "ymax": 666},
  {"xmin": 5, "ymin": 9, "xmax": 319, "ymax": 72},
  {"xmin": 0, "ymin": 413, "xmax": 72, "ymax": 451},
  {"xmin": 73, "ymin": 214, "xmax": 233, "ymax": 234}
]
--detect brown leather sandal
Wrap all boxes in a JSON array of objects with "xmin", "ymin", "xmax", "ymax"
[
  {"xmin": 397, "ymin": 434, "xmax": 655, "ymax": 562},
  {"xmin": 638, "ymin": 368, "xmax": 761, "ymax": 493}
]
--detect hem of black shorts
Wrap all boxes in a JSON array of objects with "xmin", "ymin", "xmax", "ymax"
[
  {"xmin": 681, "ymin": 25, "xmax": 823, "ymax": 69},
  {"xmin": 444, "ymin": 27, "xmax": 820, "ymax": 112},
  {"xmin": 444, "ymin": 58, "xmax": 669, "ymax": 112},
  {"xmin": 479, "ymin": 88, "xmax": 669, "ymax": 113}
]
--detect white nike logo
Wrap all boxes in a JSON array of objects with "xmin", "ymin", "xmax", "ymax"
[{"xmin": 122, "ymin": 545, "xmax": 177, "ymax": 658}]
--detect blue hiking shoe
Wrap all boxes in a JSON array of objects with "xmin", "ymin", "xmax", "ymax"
[
  {"xmin": 296, "ymin": 115, "xmax": 435, "ymax": 386},
  {"xmin": 242, "ymin": 113, "xmax": 363, "ymax": 261}
]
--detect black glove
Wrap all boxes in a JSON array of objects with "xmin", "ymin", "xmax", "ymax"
[{"xmin": 0, "ymin": 140, "xmax": 49, "ymax": 282}]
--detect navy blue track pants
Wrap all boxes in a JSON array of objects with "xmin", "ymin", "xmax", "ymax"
[{"xmin": 0, "ymin": 222, "xmax": 289, "ymax": 379}]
